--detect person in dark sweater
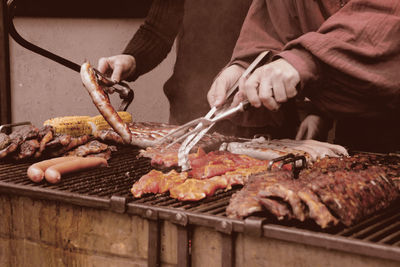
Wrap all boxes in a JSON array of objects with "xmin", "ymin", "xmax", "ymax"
[{"xmin": 98, "ymin": 0, "xmax": 329, "ymax": 140}]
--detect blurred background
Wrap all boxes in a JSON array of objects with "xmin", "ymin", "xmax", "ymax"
[{"xmin": 8, "ymin": 0, "xmax": 173, "ymax": 126}]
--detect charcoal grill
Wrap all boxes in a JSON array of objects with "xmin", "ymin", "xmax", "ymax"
[{"xmin": 0, "ymin": 146, "xmax": 399, "ymax": 266}]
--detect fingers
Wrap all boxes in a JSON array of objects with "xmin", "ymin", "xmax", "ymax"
[
  {"xmin": 295, "ymin": 123, "xmax": 307, "ymax": 140},
  {"xmin": 111, "ymin": 63, "xmax": 123, "ymax": 83},
  {"xmin": 258, "ymin": 78, "xmax": 280, "ymax": 111},
  {"xmin": 207, "ymin": 65, "xmax": 244, "ymax": 107},
  {"xmin": 98, "ymin": 57, "xmax": 111, "ymax": 74},
  {"xmin": 243, "ymin": 70, "xmax": 262, "ymax": 108},
  {"xmin": 207, "ymin": 78, "xmax": 228, "ymax": 107},
  {"xmin": 96, "ymin": 55, "xmax": 136, "ymax": 83}
]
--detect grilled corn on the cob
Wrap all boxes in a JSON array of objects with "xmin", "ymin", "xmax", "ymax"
[
  {"xmin": 43, "ymin": 112, "xmax": 132, "ymax": 136},
  {"xmin": 43, "ymin": 116, "xmax": 92, "ymax": 136},
  {"xmin": 88, "ymin": 111, "xmax": 132, "ymax": 132}
]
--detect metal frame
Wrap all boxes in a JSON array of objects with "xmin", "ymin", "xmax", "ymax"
[
  {"xmin": 0, "ymin": 0, "xmax": 11, "ymax": 126},
  {"xmin": 0, "ymin": 181, "xmax": 399, "ymax": 266}
]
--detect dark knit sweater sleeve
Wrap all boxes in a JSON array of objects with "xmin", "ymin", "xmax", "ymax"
[{"xmin": 123, "ymin": 0, "xmax": 184, "ymax": 81}]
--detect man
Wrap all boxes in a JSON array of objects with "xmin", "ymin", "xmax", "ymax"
[
  {"xmin": 98, "ymin": 0, "xmax": 314, "ymax": 139},
  {"xmin": 208, "ymin": 0, "xmax": 400, "ymax": 151}
]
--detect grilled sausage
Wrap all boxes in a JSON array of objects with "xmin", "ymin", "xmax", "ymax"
[
  {"xmin": 27, "ymin": 156, "xmax": 80, "ymax": 182},
  {"xmin": 80, "ymin": 62, "xmax": 132, "ymax": 144},
  {"xmin": 44, "ymin": 157, "xmax": 108, "ymax": 184}
]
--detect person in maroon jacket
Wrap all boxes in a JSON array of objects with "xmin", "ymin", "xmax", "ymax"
[
  {"xmin": 97, "ymin": 0, "xmax": 328, "ymax": 140},
  {"xmin": 208, "ymin": 0, "xmax": 400, "ymax": 152}
]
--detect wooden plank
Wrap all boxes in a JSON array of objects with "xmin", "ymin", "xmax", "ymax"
[
  {"xmin": 147, "ymin": 219, "xmax": 161, "ymax": 267},
  {"xmin": 177, "ymin": 225, "xmax": 190, "ymax": 267},
  {"xmin": 221, "ymin": 233, "xmax": 234, "ymax": 267}
]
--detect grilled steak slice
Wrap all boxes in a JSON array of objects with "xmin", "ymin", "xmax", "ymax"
[
  {"xmin": 35, "ymin": 126, "xmax": 54, "ymax": 158},
  {"xmin": 169, "ymin": 176, "xmax": 228, "ymax": 201},
  {"xmin": 0, "ymin": 133, "xmax": 10, "ymax": 150},
  {"xmin": 16, "ymin": 139, "xmax": 40, "ymax": 159},
  {"xmin": 131, "ymin": 169, "xmax": 187, "ymax": 198},
  {"xmin": 0, "ymin": 143, "xmax": 18, "ymax": 159},
  {"xmin": 9, "ymin": 125, "xmax": 39, "ymax": 144},
  {"xmin": 49, "ymin": 135, "xmax": 90, "ymax": 157},
  {"xmin": 46, "ymin": 134, "xmax": 72, "ymax": 148},
  {"xmin": 65, "ymin": 140, "xmax": 109, "ymax": 157}
]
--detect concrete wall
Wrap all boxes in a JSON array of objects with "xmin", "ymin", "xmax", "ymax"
[{"xmin": 9, "ymin": 17, "xmax": 175, "ymax": 127}]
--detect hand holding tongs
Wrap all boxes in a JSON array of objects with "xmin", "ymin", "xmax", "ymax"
[
  {"xmin": 155, "ymin": 50, "xmax": 270, "ymax": 170},
  {"xmin": 7, "ymin": 0, "xmax": 134, "ymax": 111}
]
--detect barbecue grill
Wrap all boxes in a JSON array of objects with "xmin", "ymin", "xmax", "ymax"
[{"xmin": 1, "ymin": 146, "xmax": 399, "ymax": 266}]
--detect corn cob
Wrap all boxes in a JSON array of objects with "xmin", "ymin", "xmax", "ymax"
[
  {"xmin": 43, "ymin": 116, "xmax": 92, "ymax": 136},
  {"xmin": 88, "ymin": 111, "xmax": 132, "ymax": 133}
]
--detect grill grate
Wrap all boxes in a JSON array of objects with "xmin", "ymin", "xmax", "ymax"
[{"xmin": 0, "ymin": 146, "xmax": 399, "ymax": 253}]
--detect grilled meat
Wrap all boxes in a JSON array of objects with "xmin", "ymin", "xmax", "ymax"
[
  {"xmin": 34, "ymin": 126, "xmax": 54, "ymax": 158},
  {"xmin": 258, "ymin": 198, "xmax": 292, "ymax": 221},
  {"xmin": 93, "ymin": 128, "xmax": 124, "ymax": 144},
  {"xmin": 221, "ymin": 137, "xmax": 348, "ymax": 163},
  {"xmin": 257, "ymin": 180, "xmax": 306, "ymax": 221},
  {"xmin": 131, "ymin": 169, "xmax": 187, "ymax": 198},
  {"xmin": 226, "ymin": 171, "xmax": 293, "ymax": 219},
  {"xmin": 46, "ymin": 134, "xmax": 72, "ymax": 148},
  {"xmin": 306, "ymin": 167, "xmax": 398, "ymax": 226},
  {"xmin": 0, "ymin": 133, "xmax": 10, "ymax": 150},
  {"xmin": 16, "ymin": 139, "xmax": 40, "ymax": 160},
  {"xmin": 189, "ymin": 151, "xmax": 267, "ymax": 179},
  {"xmin": 0, "ymin": 143, "xmax": 18, "ymax": 159},
  {"xmin": 49, "ymin": 135, "xmax": 90, "ymax": 157},
  {"xmin": 9, "ymin": 125, "xmax": 39, "ymax": 144},
  {"xmin": 170, "ymin": 176, "xmax": 228, "ymax": 201},
  {"xmin": 297, "ymin": 187, "xmax": 338, "ymax": 228},
  {"xmin": 65, "ymin": 140, "xmax": 109, "ymax": 157}
]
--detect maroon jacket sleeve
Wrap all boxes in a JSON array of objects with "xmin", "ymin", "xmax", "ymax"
[
  {"xmin": 280, "ymin": 0, "xmax": 400, "ymax": 98},
  {"xmin": 230, "ymin": 0, "xmax": 301, "ymax": 68},
  {"xmin": 231, "ymin": 0, "xmax": 400, "ymax": 118}
]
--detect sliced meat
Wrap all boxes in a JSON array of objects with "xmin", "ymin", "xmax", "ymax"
[
  {"xmin": 35, "ymin": 126, "xmax": 54, "ymax": 158},
  {"xmin": 0, "ymin": 133, "xmax": 10, "ymax": 150},
  {"xmin": 9, "ymin": 125, "xmax": 39, "ymax": 144},
  {"xmin": 131, "ymin": 170, "xmax": 187, "ymax": 198},
  {"xmin": 0, "ymin": 143, "xmax": 18, "ymax": 159},
  {"xmin": 169, "ymin": 176, "xmax": 228, "ymax": 201},
  {"xmin": 16, "ymin": 139, "xmax": 40, "ymax": 159},
  {"xmin": 65, "ymin": 140, "xmax": 109, "ymax": 157}
]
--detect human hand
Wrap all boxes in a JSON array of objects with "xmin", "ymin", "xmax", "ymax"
[
  {"xmin": 97, "ymin": 55, "xmax": 136, "ymax": 83},
  {"xmin": 232, "ymin": 58, "xmax": 300, "ymax": 111},
  {"xmin": 296, "ymin": 114, "xmax": 328, "ymax": 140},
  {"xmin": 207, "ymin": 64, "xmax": 245, "ymax": 108}
]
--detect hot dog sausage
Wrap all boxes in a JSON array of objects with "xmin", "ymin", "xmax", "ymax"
[
  {"xmin": 27, "ymin": 156, "xmax": 80, "ymax": 182},
  {"xmin": 80, "ymin": 62, "xmax": 132, "ymax": 144},
  {"xmin": 44, "ymin": 157, "xmax": 108, "ymax": 184}
]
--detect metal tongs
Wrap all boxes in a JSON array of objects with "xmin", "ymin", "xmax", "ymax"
[
  {"xmin": 0, "ymin": 121, "xmax": 32, "ymax": 134},
  {"xmin": 6, "ymin": 0, "xmax": 134, "ymax": 111},
  {"xmin": 156, "ymin": 51, "xmax": 270, "ymax": 170}
]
